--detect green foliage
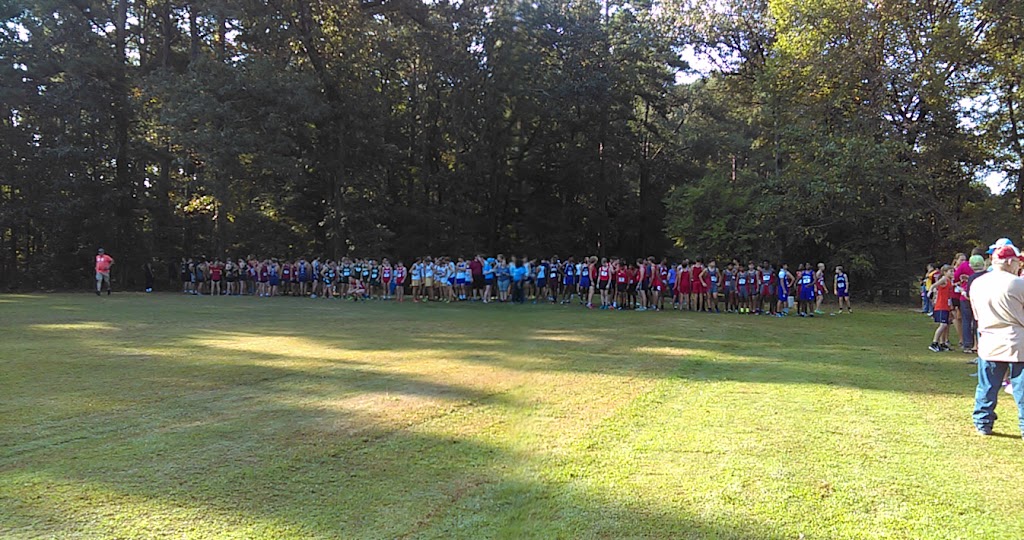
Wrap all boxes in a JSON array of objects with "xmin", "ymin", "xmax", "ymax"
[{"xmin": 0, "ymin": 0, "xmax": 1014, "ymax": 290}]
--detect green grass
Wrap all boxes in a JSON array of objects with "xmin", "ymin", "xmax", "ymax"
[{"xmin": 0, "ymin": 293, "xmax": 1019, "ymax": 539}]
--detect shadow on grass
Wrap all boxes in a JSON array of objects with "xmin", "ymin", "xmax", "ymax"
[{"xmin": 0, "ymin": 295, "xmax": 957, "ymax": 537}]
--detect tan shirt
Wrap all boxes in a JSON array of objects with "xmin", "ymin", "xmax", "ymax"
[{"xmin": 970, "ymin": 269, "xmax": 1024, "ymax": 363}]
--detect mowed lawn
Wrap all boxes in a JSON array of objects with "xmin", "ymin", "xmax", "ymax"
[{"xmin": 1, "ymin": 294, "xmax": 1020, "ymax": 539}]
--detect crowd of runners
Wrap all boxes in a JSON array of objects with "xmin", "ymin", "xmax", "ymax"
[{"xmin": 172, "ymin": 255, "xmax": 852, "ymax": 316}]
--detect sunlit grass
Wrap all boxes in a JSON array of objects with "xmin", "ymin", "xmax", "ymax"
[{"xmin": 1, "ymin": 294, "xmax": 1020, "ymax": 538}]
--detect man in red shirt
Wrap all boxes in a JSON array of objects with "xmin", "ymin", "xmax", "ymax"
[{"xmin": 95, "ymin": 248, "xmax": 114, "ymax": 296}]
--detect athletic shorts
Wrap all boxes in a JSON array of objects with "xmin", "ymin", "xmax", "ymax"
[
  {"xmin": 537, "ymin": 278, "xmax": 547, "ymax": 288},
  {"xmin": 598, "ymin": 280, "xmax": 609, "ymax": 291},
  {"xmin": 837, "ymin": 289, "xmax": 849, "ymax": 298},
  {"xmin": 96, "ymin": 271, "xmax": 110, "ymax": 283},
  {"xmin": 617, "ymin": 283, "xmax": 627, "ymax": 293},
  {"xmin": 269, "ymin": 277, "xmax": 280, "ymax": 286},
  {"xmin": 564, "ymin": 278, "xmax": 576, "ymax": 287},
  {"xmin": 424, "ymin": 278, "xmax": 434, "ymax": 287},
  {"xmin": 456, "ymin": 278, "xmax": 466, "ymax": 286},
  {"xmin": 950, "ymin": 298, "xmax": 961, "ymax": 309},
  {"xmin": 738, "ymin": 288, "xmax": 749, "ymax": 299},
  {"xmin": 639, "ymin": 281, "xmax": 650, "ymax": 291},
  {"xmin": 933, "ymin": 310, "xmax": 950, "ymax": 324},
  {"xmin": 709, "ymin": 284, "xmax": 717, "ymax": 295},
  {"xmin": 724, "ymin": 284, "xmax": 735, "ymax": 294},
  {"xmin": 485, "ymin": 277, "xmax": 495, "ymax": 286},
  {"xmin": 580, "ymin": 278, "xmax": 591, "ymax": 289},
  {"xmin": 411, "ymin": 279, "xmax": 421, "ymax": 286},
  {"xmin": 472, "ymin": 275, "xmax": 484, "ymax": 289}
]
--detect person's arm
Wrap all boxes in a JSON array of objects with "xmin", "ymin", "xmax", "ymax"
[{"xmin": 929, "ymin": 276, "xmax": 948, "ymax": 295}]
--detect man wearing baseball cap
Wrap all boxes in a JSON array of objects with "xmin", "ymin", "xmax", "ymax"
[
  {"xmin": 95, "ymin": 248, "xmax": 114, "ymax": 296},
  {"xmin": 988, "ymin": 238, "xmax": 1014, "ymax": 254},
  {"xmin": 969, "ymin": 243, "xmax": 1024, "ymax": 437}
]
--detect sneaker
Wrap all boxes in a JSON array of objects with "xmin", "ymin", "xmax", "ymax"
[
  {"xmin": 95, "ymin": 290, "xmax": 101, "ymax": 296},
  {"xmin": 939, "ymin": 343, "xmax": 951, "ymax": 351},
  {"xmin": 976, "ymin": 426, "xmax": 993, "ymax": 436},
  {"xmin": 928, "ymin": 343, "xmax": 941, "ymax": 352}
]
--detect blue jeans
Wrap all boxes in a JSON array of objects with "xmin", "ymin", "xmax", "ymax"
[
  {"xmin": 921, "ymin": 286, "xmax": 932, "ymax": 313},
  {"xmin": 973, "ymin": 360, "xmax": 1024, "ymax": 432},
  {"xmin": 960, "ymin": 301, "xmax": 975, "ymax": 349}
]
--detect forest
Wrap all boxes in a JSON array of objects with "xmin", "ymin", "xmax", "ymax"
[{"xmin": 1, "ymin": 0, "xmax": 1022, "ymax": 293}]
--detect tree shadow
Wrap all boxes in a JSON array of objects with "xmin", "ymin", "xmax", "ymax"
[{"xmin": 0, "ymin": 295, "xmax": 971, "ymax": 537}]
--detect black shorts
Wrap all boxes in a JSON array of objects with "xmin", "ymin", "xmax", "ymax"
[
  {"xmin": 598, "ymin": 280, "xmax": 610, "ymax": 291},
  {"xmin": 472, "ymin": 275, "xmax": 484, "ymax": 289},
  {"xmin": 950, "ymin": 298, "xmax": 961, "ymax": 309}
]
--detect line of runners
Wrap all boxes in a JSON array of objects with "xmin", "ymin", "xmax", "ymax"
[{"xmin": 179, "ymin": 255, "xmax": 852, "ymax": 316}]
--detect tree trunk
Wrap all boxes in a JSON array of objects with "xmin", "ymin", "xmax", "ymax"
[{"xmin": 113, "ymin": 0, "xmax": 133, "ymax": 286}]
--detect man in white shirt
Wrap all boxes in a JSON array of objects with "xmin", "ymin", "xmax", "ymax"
[{"xmin": 969, "ymin": 243, "xmax": 1024, "ymax": 437}]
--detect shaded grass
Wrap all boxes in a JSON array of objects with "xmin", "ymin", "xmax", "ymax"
[{"xmin": 0, "ymin": 294, "xmax": 1019, "ymax": 538}]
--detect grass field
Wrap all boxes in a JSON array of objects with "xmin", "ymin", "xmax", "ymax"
[{"xmin": 1, "ymin": 294, "xmax": 1021, "ymax": 539}]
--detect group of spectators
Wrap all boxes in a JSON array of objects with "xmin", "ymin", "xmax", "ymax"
[{"xmin": 923, "ymin": 238, "xmax": 1024, "ymax": 439}]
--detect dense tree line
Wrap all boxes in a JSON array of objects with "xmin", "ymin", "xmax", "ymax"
[{"xmin": 1, "ymin": 0, "xmax": 1022, "ymax": 293}]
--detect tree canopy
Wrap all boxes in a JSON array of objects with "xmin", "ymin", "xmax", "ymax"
[{"xmin": 2, "ymin": 0, "xmax": 1021, "ymax": 291}]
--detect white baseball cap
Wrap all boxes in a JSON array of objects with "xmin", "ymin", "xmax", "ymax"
[{"xmin": 988, "ymin": 238, "xmax": 1014, "ymax": 254}]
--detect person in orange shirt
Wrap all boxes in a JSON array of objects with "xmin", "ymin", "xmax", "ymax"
[
  {"xmin": 95, "ymin": 248, "xmax": 114, "ymax": 296},
  {"xmin": 928, "ymin": 264, "xmax": 955, "ymax": 351}
]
